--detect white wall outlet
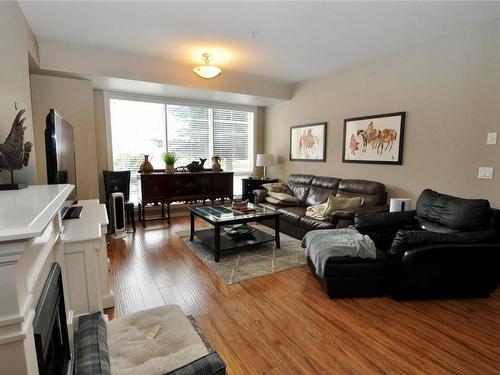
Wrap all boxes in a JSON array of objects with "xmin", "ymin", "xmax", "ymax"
[
  {"xmin": 487, "ymin": 132, "xmax": 497, "ymax": 145},
  {"xmin": 478, "ymin": 167, "xmax": 494, "ymax": 179}
]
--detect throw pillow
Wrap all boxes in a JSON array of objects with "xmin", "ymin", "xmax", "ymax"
[
  {"xmin": 267, "ymin": 192, "xmax": 300, "ymax": 205},
  {"xmin": 262, "ymin": 182, "xmax": 293, "ymax": 196},
  {"xmin": 323, "ymin": 196, "xmax": 363, "ymax": 216},
  {"xmin": 265, "ymin": 196, "xmax": 299, "ymax": 206}
]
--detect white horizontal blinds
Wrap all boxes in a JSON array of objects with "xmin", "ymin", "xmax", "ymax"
[
  {"xmin": 167, "ymin": 105, "xmax": 210, "ymax": 166},
  {"xmin": 213, "ymin": 109, "xmax": 252, "ymax": 173},
  {"xmin": 109, "ymin": 99, "xmax": 166, "ymax": 202}
]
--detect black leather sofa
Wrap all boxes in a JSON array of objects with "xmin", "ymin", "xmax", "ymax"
[
  {"xmin": 309, "ymin": 189, "xmax": 500, "ymax": 299},
  {"xmin": 254, "ymin": 174, "xmax": 388, "ymax": 240}
]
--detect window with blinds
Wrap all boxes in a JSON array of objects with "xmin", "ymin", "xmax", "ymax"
[
  {"xmin": 108, "ymin": 96, "xmax": 254, "ymax": 198},
  {"xmin": 213, "ymin": 109, "xmax": 252, "ymax": 173},
  {"xmin": 167, "ymin": 105, "xmax": 210, "ymax": 166}
]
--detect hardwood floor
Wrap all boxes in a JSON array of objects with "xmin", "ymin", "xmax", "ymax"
[{"xmin": 104, "ymin": 217, "xmax": 500, "ymax": 375}]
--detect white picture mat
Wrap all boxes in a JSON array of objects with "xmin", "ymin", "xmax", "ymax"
[
  {"xmin": 344, "ymin": 115, "xmax": 402, "ymax": 162},
  {"xmin": 290, "ymin": 124, "xmax": 325, "ymax": 160}
]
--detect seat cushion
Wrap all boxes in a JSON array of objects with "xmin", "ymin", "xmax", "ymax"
[
  {"xmin": 107, "ymin": 305, "xmax": 209, "ymax": 375},
  {"xmin": 259, "ymin": 201, "xmax": 281, "ymax": 211},
  {"xmin": 300, "ymin": 216, "xmax": 336, "ymax": 230},
  {"xmin": 416, "ymin": 189, "xmax": 491, "ymax": 231},
  {"xmin": 324, "ymin": 248, "xmax": 387, "ymax": 278},
  {"xmin": 74, "ymin": 312, "xmax": 111, "ymax": 375},
  {"xmin": 277, "ymin": 206, "xmax": 306, "ymax": 226}
]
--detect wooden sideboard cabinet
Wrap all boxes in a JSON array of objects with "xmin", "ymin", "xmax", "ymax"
[{"xmin": 138, "ymin": 171, "xmax": 234, "ymax": 225}]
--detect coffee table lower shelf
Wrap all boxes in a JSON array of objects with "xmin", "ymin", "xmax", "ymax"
[{"xmin": 192, "ymin": 228, "xmax": 277, "ymax": 262}]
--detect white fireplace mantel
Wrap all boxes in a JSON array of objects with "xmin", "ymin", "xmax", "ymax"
[{"xmin": 0, "ymin": 184, "xmax": 112, "ymax": 375}]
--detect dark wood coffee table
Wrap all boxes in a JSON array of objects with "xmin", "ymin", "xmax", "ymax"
[{"xmin": 189, "ymin": 204, "xmax": 282, "ymax": 262}]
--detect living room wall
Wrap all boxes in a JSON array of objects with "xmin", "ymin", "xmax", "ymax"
[
  {"xmin": 0, "ymin": 2, "xmax": 39, "ymax": 185},
  {"xmin": 264, "ymin": 20, "xmax": 500, "ymax": 208},
  {"xmin": 30, "ymin": 74, "xmax": 99, "ymax": 200}
]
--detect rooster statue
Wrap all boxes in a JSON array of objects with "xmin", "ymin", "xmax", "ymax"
[{"xmin": 0, "ymin": 109, "xmax": 33, "ymax": 185}]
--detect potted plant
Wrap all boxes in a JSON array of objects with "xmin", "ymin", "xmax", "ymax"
[{"xmin": 163, "ymin": 152, "xmax": 177, "ymax": 173}]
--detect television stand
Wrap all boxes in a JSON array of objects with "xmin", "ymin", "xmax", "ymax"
[{"xmin": 63, "ymin": 205, "xmax": 83, "ymax": 220}]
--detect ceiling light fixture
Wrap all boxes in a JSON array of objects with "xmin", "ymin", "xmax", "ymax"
[{"xmin": 193, "ymin": 53, "xmax": 221, "ymax": 79}]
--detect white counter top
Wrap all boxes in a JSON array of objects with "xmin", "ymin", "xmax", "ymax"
[
  {"xmin": 60, "ymin": 200, "xmax": 109, "ymax": 243},
  {"xmin": 0, "ymin": 184, "xmax": 74, "ymax": 242}
]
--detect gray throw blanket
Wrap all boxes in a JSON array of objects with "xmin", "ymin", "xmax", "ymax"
[{"xmin": 302, "ymin": 227, "xmax": 376, "ymax": 278}]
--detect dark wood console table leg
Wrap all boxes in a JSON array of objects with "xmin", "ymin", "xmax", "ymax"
[
  {"xmin": 190, "ymin": 211, "xmax": 195, "ymax": 241},
  {"xmin": 274, "ymin": 216, "xmax": 281, "ymax": 249},
  {"xmin": 142, "ymin": 203, "xmax": 146, "ymax": 227},
  {"xmin": 214, "ymin": 224, "xmax": 221, "ymax": 262},
  {"xmin": 167, "ymin": 203, "xmax": 171, "ymax": 225}
]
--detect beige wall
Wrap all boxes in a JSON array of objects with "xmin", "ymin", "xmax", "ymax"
[
  {"xmin": 30, "ymin": 74, "xmax": 99, "ymax": 199},
  {"xmin": 93, "ymin": 90, "xmax": 109, "ymax": 202},
  {"xmin": 265, "ymin": 21, "xmax": 500, "ymax": 208},
  {"xmin": 0, "ymin": 2, "xmax": 39, "ymax": 185}
]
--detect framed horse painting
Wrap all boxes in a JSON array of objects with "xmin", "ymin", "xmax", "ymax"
[
  {"xmin": 342, "ymin": 112, "xmax": 405, "ymax": 165},
  {"xmin": 290, "ymin": 122, "xmax": 327, "ymax": 162}
]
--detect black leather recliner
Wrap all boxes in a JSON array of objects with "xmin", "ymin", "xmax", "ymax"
[{"xmin": 355, "ymin": 189, "xmax": 500, "ymax": 299}]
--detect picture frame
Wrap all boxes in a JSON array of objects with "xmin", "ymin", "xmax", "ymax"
[
  {"xmin": 289, "ymin": 122, "xmax": 327, "ymax": 162},
  {"xmin": 342, "ymin": 112, "xmax": 405, "ymax": 165}
]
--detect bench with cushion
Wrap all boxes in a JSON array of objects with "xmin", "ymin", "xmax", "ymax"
[
  {"xmin": 254, "ymin": 174, "xmax": 388, "ymax": 240},
  {"xmin": 74, "ymin": 305, "xmax": 226, "ymax": 375}
]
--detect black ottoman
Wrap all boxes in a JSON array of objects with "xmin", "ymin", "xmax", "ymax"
[{"xmin": 308, "ymin": 248, "xmax": 388, "ymax": 298}]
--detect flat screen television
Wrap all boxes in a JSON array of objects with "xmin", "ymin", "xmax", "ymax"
[{"xmin": 45, "ymin": 109, "xmax": 80, "ymax": 219}]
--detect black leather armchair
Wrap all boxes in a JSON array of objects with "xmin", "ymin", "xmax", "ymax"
[{"xmin": 355, "ymin": 189, "xmax": 500, "ymax": 299}]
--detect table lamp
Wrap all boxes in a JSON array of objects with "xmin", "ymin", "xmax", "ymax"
[{"xmin": 256, "ymin": 154, "xmax": 274, "ymax": 180}]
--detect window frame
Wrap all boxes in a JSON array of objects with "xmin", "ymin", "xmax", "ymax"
[{"xmin": 103, "ymin": 91, "xmax": 257, "ymax": 184}]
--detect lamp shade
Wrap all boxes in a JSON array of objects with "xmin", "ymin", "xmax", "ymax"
[{"xmin": 256, "ymin": 154, "xmax": 275, "ymax": 167}]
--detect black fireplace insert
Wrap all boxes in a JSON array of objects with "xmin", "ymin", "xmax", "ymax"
[{"xmin": 33, "ymin": 263, "xmax": 71, "ymax": 375}]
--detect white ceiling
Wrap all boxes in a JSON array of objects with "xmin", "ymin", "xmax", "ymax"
[{"xmin": 20, "ymin": 1, "xmax": 500, "ymax": 83}]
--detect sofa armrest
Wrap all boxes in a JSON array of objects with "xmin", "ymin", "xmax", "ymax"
[
  {"xmin": 253, "ymin": 189, "xmax": 268, "ymax": 204},
  {"xmin": 389, "ymin": 229, "xmax": 498, "ymax": 258}
]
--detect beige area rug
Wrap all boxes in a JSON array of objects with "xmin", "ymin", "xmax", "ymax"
[{"xmin": 177, "ymin": 224, "xmax": 306, "ymax": 284}]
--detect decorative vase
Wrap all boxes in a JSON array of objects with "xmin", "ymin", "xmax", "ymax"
[
  {"xmin": 211, "ymin": 156, "xmax": 221, "ymax": 172},
  {"xmin": 139, "ymin": 155, "xmax": 154, "ymax": 173},
  {"xmin": 166, "ymin": 164, "xmax": 175, "ymax": 173}
]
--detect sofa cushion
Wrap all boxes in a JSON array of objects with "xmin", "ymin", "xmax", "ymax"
[
  {"xmin": 416, "ymin": 217, "xmax": 460, "ymax": 234},
  {"xmin": 261, "ymin": 182, "xmax": 293, "ymax": 195},
  {"xmin": 277, "ymin": 206, "xmax": 306, "ymax": 226},
  {"xmin": 259, "ymin": 201, "xmax": 281, "ymax": 211},
  {"xmin": 336, "ymin": 179, "xmax": 386, "ymax": 206},
  {"xmin": 300, "ymin": 216, "xmax": 336, "ymax": 230},
  {"xmin": 267, "ymin": 192, "xmax": 300, "ymax": 205},
  {"xmin": 416, "ymin": 189, "xmax": 491, "ymax": 231},
  {"xmin": 74, "ymin": 312, "xmax": 111, "ymax": 375},
  {"xmin": 304, "ymin": 176, "xmax": 340, "ymax": 206},
  {"xmin": 325, "ymin": 196, "xmax": 363, "ymax": 214},
  {"xmin": 287, "ymin": 174, "xmax": 314, "ymax": 204}
]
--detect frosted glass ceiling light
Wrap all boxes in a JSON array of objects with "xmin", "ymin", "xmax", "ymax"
[{"xmin": 193, "ymin": 53, "xmax": 222, "ymax": 79}]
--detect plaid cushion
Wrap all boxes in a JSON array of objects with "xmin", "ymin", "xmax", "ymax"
[
  {"xmin": 74, "ymin": 312, "xmax": 111, "ymax": 375},
  {"xmin": 164, "ymin": 352, "xmax": 226, "ymax": 375}
]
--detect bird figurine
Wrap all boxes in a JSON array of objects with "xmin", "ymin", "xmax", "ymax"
[{"xmin": 0, "ymin": 109, "xmax": 33, "ymax": 185}]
